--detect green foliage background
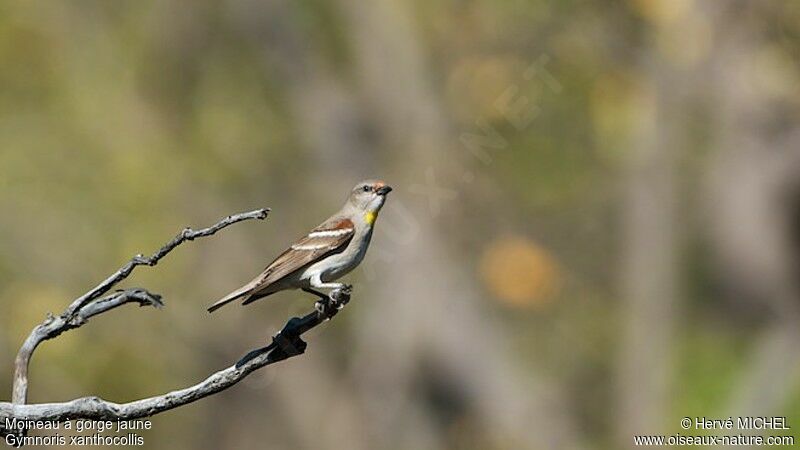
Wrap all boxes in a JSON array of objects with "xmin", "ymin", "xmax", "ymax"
[{"xmin": 1, "ymin": 1, "xmax": 799, "ymax": 449}]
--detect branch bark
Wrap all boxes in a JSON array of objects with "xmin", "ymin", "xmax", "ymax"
[
  {"xmin": 11, "ymin": 289, "xmax": 165, "ymax": 407},
  {"xmin": 0, "ymin": 290, "xmax": 348, "ymax": 438},
  {"xmin": 1, "ymin": 208, "xmax": 316, "ymax": 439}
]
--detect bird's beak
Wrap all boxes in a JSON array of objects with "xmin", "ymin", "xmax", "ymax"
[{"xmin": 376, "ymin": 185, "xmax": 393, "ymax": 196}]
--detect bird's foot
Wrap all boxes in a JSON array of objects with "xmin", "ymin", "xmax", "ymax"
[
  {"xmin": 311, "ymin": 285, "xmax": 352, "ymax": 317},
  {"xmin": 330, "ymin": 285, "xmax": 352, "ymax": 310}
]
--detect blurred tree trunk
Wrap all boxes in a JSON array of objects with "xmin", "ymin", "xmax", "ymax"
[
  {"xmin": 614, "ymin": 3, "xmax": 705, "ymax": 445},
  {"xmin": 615, "ymin": 56, "xmax": 682, "ymax": 448},
  {"xmin": 334, "ymin": 0, "xmax": 585, "ymax": 449},
  {"xmin": 700, "ymin": 3, "xmax": 800, "ymax": 434},
  {"xmin": 618, "ymin": 3, "xmax": 800, "ymax": 449}
]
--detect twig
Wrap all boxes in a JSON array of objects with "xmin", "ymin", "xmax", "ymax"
[
  {"xmin": 65, "ymin": 208, "xmax": 270, "ymax": 316},
  {"xmin": 11, "ymin": 208, "xmax": 270, "ymax": 405}
]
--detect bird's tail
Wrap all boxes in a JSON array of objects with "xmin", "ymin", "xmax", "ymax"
[{"xmin": 207, "ymin": 286, "xmax": 252, "ymax": 313}]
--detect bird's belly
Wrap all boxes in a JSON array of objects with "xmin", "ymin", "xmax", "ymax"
[
  {"xmin": 314, "ymin": 251, "xmax": 361, "ymax": 282},
  {"xmin": 305, "ymin": 240, "xmax": 370, "ymax": 283}
]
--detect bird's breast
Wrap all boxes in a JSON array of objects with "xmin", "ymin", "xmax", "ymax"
[{"xmin": 314, "ymin": 226, "xmax": 373, "ymax": 281}]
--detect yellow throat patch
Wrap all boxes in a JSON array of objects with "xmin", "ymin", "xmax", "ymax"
[{"xmin": 364, "ymin": 210, "xmax": 378, "ymax": 225}]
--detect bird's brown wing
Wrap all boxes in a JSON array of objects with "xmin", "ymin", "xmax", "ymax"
[
  {"xmin": 254, "ymin": 217, "xmax": 355, "ymax": 291},
  {"xmin": 207, "ymin": 217, "xmax": 355, "ymax": 312}
]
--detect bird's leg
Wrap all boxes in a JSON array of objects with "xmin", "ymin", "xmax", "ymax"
[
  {"xmin": 309, "ymin": 275, "xmax": 348, "ymax": 291},
  {"xmin": 302, "ymin": 287, "xmax": 329, "ymax": 300}
]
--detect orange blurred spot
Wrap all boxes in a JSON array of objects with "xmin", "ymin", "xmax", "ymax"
[
  {"xmin": 479, "ymin": 236, "xmax": 562, "ymax": 309},
  {"xmin": 628, "ymin": 0, "xmax": 692, "ymax": 25}
]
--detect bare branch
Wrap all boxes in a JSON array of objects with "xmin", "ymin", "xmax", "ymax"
[
  {"xmin": 1, "ymin": 206, "xmax": 353, "ymax": 442},
  {"xmin": 11, "ymin": 208, "xmax": 270, "ymax": 405},
  {"xmin": 65, "ymin": 208, "xmax": 270, "ymax": 316},
  {"xmin": 11, "ymin": 289, "xmax": 164, "ymax": 407},
  {"xmin": 0, "ymin": 290, "xmax": 348, "ymax": 439}
]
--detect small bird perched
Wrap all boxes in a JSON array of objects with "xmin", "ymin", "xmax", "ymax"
[{"xmin": 207, "ymin": 179, "xmax": 392, "ymax": 313}]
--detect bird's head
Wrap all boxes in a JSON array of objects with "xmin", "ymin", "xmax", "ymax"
[{"xmin": 347, "ymin": 179, "xmax": 392, "ymax": 225}]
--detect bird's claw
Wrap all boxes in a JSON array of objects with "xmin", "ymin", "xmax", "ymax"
[
  {"xmin": 312, "ymin": 285, "xmax": 352, "ymax": 317},
  {"xmin": 329, "ymin": 286, "xmax": 351, "ymax": 310}
]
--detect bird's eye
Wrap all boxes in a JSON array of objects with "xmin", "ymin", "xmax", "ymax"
[{"xmin": 362, "ymin": 185, "xmax": 371, "ymax": 192}]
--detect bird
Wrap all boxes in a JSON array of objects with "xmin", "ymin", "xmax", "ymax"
[{"xmin": 207, "ymin": 179, "xmax": 392, "ymax": 313}]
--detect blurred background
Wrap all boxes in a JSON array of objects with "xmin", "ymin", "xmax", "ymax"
[{"xmin": 2, "ymin": 0, "xmax": 800, "ymax": 449}]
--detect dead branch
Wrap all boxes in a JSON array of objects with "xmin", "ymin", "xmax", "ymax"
[
  {"xmin": 0, "ymin": 208, "xmax": 347, "ymax": 439},
  {"xmin": 0, "ymin": 289, "xmax": 348, "ymax": 439}
]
